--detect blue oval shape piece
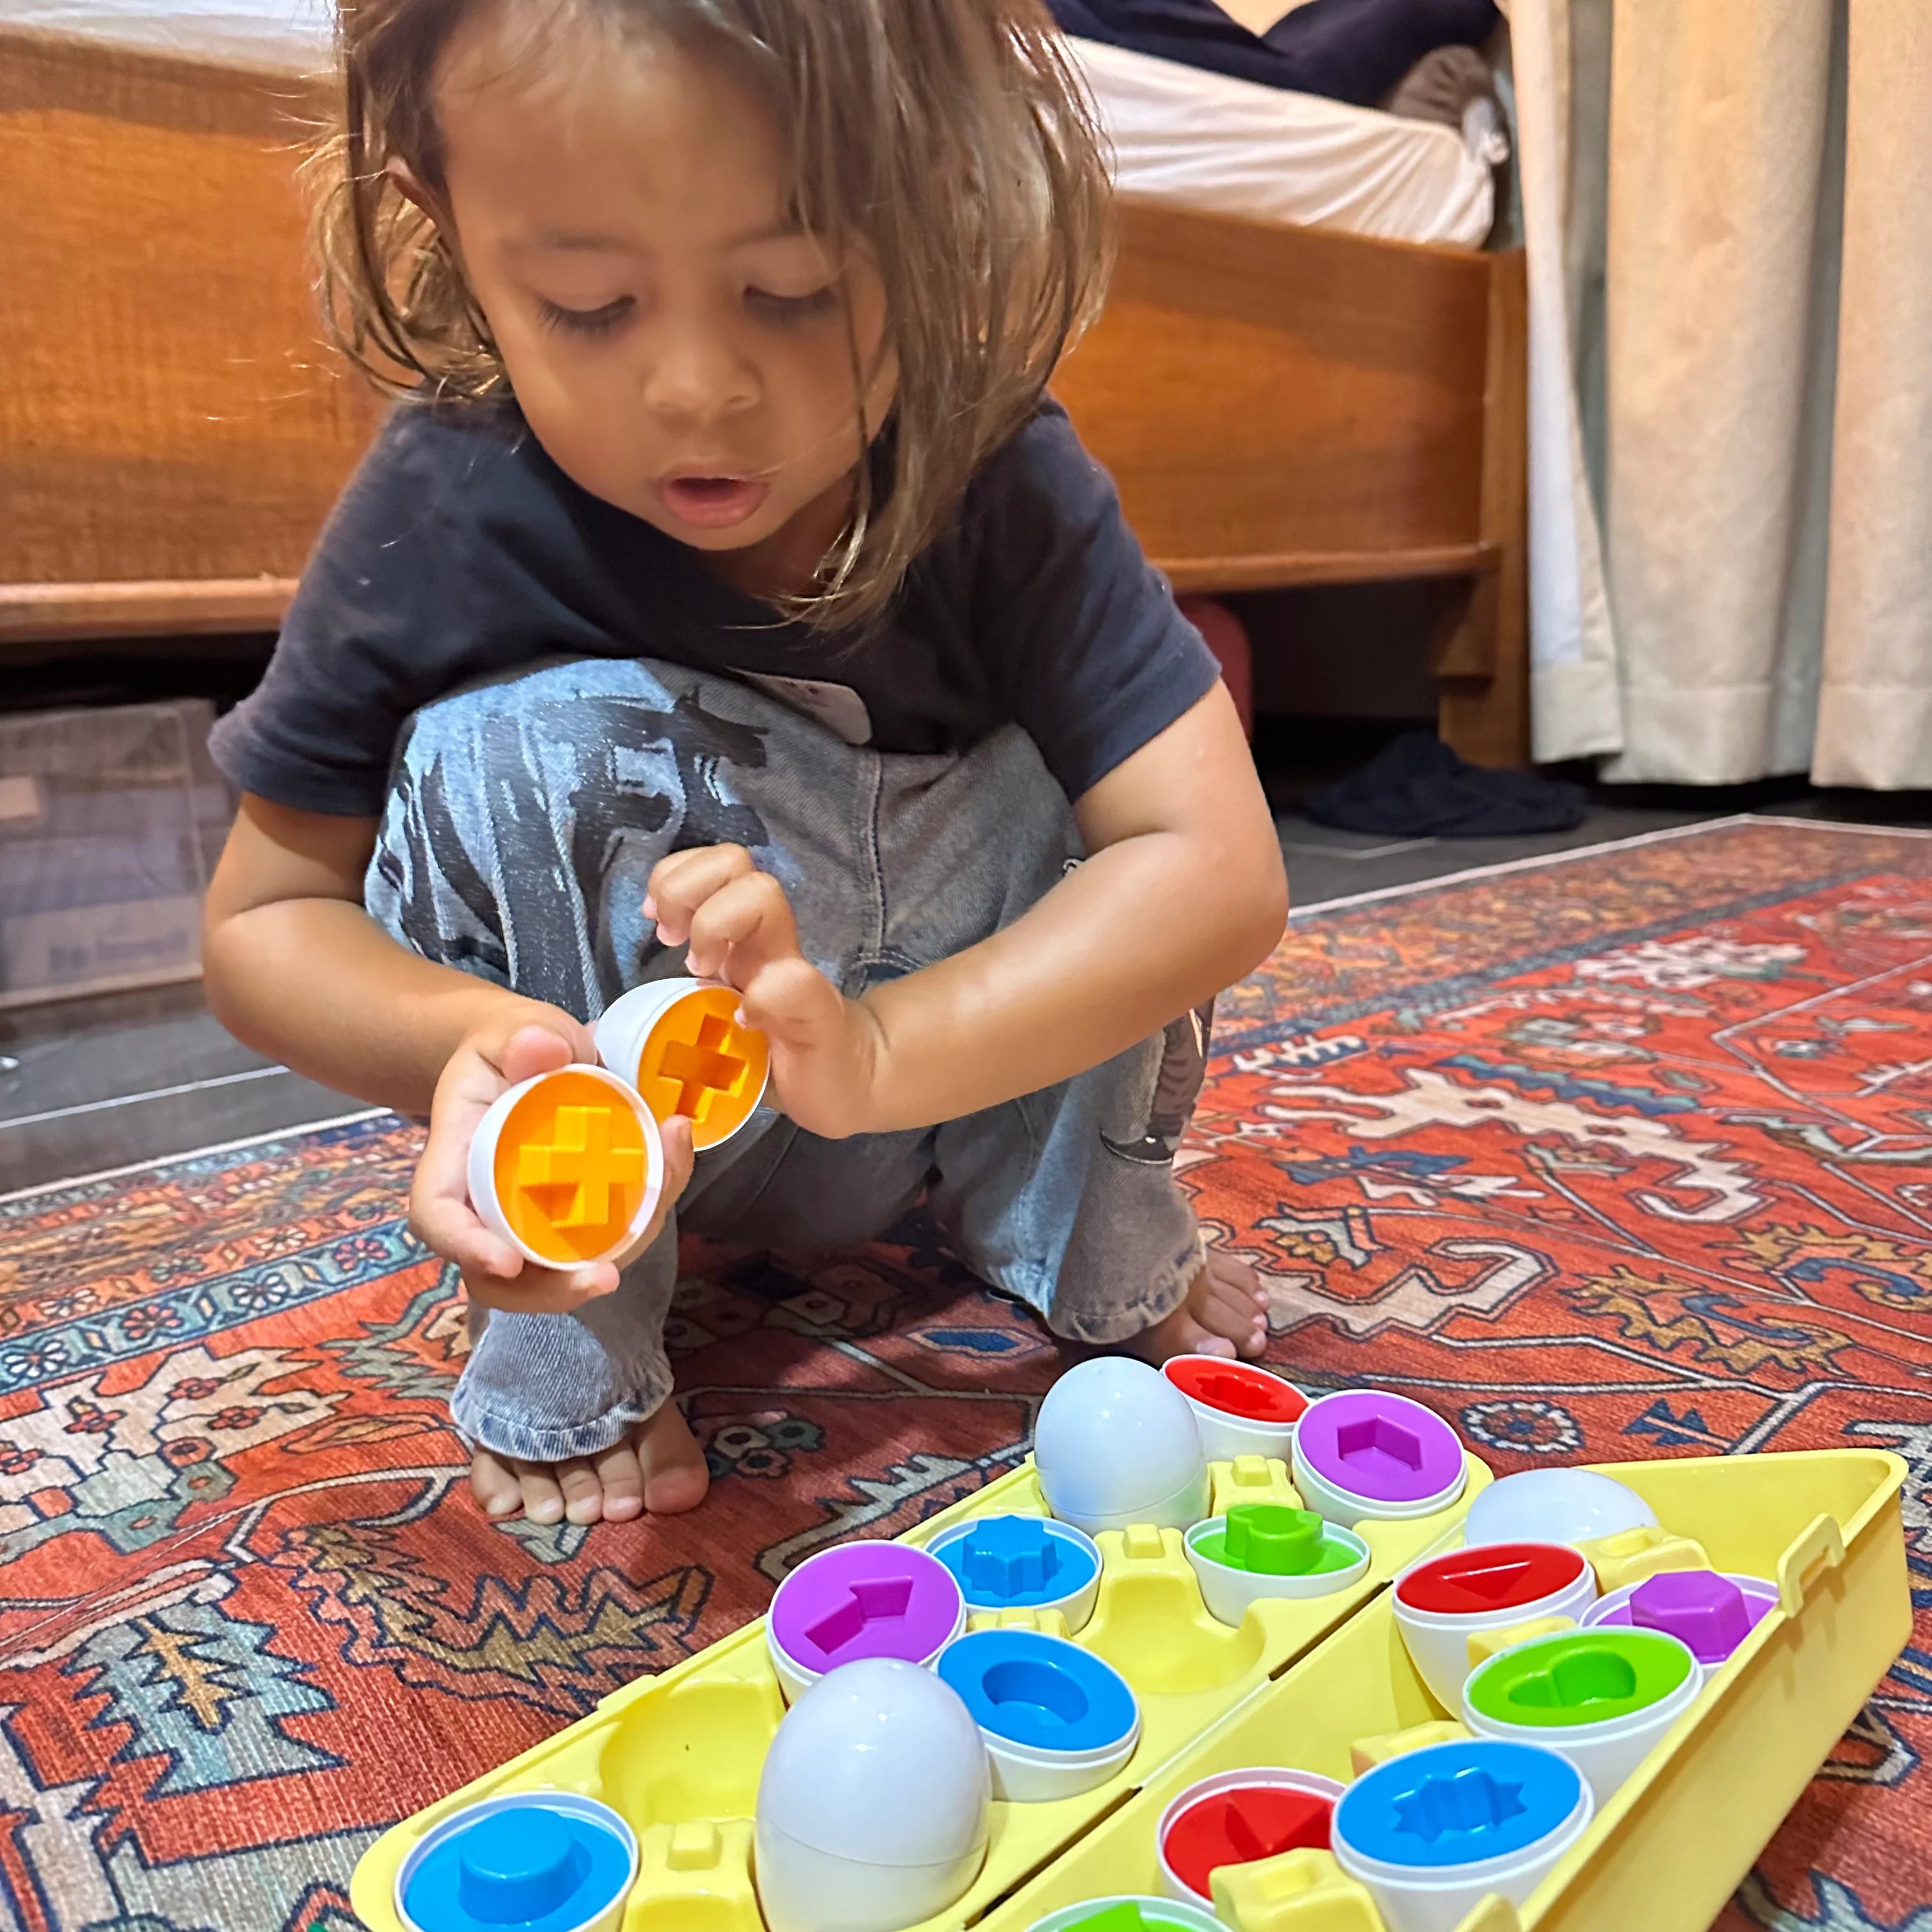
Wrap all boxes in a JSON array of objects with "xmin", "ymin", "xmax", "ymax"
[
  {"xmin": 939, "ymin": 1629, "xmax": 1137, "ymax": 1754},
  {"xmin": 1335, "ymin": 1740, "xmax": 1583, "ymax": 1871}
]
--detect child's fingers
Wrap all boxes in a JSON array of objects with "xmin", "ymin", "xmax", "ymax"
[
  {"xmin": 737, "ymin": 954, "xmax": 846, "ymax": 1047},
  {"xmin": 645, "ymin": 845, "xmax": 753, "ymax": 946},
  {"xmin": 463, "ymin": 1259, "xmax": 621, "ymax": 1314},
  {"xmin": 684, "ymin": 870, "xmax": 802, "ymax": 983},
  {"xmin": 659, "ymin": 1113, "xmax": 696, "ymax": 1205},
  {"xmin": 495, "ymin": 1020, "xmax": 585, "ymax": 1084},
  {"xmin": 411, "ymin": 1187, "xmax": 525, "ymax": 1280},
  {"xmin": 608, "ymin": 1115, "xmax": 694, "ymax": 1269}
]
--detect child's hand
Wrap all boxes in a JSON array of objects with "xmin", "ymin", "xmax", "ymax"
[
  {"xmin": 646, "ymin": 846, "xmax": 886, "ymax": 1140},
  {"xmin": 410, "ymin": 1004, "xmax": 696, "ymax": 1312}
]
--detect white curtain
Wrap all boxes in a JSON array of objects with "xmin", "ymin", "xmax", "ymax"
[{"xmin": 1508, "ymin": 0, "xmax": 1932, "ymax": 785}]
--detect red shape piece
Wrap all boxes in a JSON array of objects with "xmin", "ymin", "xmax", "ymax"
[
  {"xmin": 1397, "ymin": 1542, "xmax": 1587, "ymax": 1616},
  {"xmin": 1166, "ymin": 1359, "xmax": 1307, "ymax": 1425},
  {"xmin": 1163, "ymin": 1786, "xmax": 1333, "ymax": 1899}
]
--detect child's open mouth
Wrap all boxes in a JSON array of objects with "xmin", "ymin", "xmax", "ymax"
[{"xmin": 657, "ymin": 473, "xmax": 770, "ymax": 530}]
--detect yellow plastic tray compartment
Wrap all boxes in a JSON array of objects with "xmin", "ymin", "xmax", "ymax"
[
  {"xmin": 350, "ymin": 1452, "xmax": 1489, "ymax": 1932},
  {"xmin": 979, "ymin": 1448, "xmax": 1910, "ymax": 1932}
]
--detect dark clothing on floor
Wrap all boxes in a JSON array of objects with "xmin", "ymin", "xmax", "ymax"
[
  {"xmin": 1307, "ymin": 732, "xmax": 1588, "ymax": 838},
  {"xmin": 1048, "ymin": 0, "xmax": 1501, "ymax": 109}
]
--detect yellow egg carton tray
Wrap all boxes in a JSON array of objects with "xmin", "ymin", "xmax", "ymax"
[
  {"xmin": 349, "ymin": 1450, "xmax": 1492, "ymax": 1932},
  {"xmin": 351, "ymin": 1447, "xmax": 1908, "ymax": 1932},
  {"xmin": 983, "ymin": 1448, "xmax": 1912, "ymax": 1932}
]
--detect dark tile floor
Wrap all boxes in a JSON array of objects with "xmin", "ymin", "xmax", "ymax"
[
  {"xmin": 0, "ymin": 981, "xmax": 364, "ymax": 1196},
  {"xmin": 1273, "ymin": 802, "xmax": 1714, "ymax": 908}
]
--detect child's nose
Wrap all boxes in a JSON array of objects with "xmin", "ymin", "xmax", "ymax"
[{"xmin": 643, "ymin": 328, "xmax": 757, "ymax": 422}]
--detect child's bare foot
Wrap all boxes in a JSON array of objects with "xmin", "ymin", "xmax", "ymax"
[
  {"xmin": 468, "ymin": 1401, "xmax": 710, "ymax": 1525},
  {"xmin": 1128, "ymin": 1253, "xmax": 1269, "ymax": 1364}
]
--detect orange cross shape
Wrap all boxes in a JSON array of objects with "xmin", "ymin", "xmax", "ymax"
[
  {"xmin": 656, "ymin": 1015, "xmax": 750, "ymax": 1117},
  {"xmin": 516, "ymin": 1104, "xmax": 645, "ymax": 1227}
]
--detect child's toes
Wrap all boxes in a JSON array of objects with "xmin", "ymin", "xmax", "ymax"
[
  {"xmin": 516, "ymin": 1464, "xmax": 567, "ymax": 1524},
  {"xmin": 556, "ymin": 1457, "xmax": 606, "ymax": 1524},
  {"xmin": 1200, "ymin": 1254, "xmax": 1270, "ymax": 1358},
  {"xmin": 594, "ymin": 1439, "xmax": 647, "ymax": 1521},
  {"xmin": 637, "ymin": 1404, "xmax": 710, "ymax": 1515},
  {"xmin": 468, "ymin": 1446, "xmax": 525, "ymax": 1519}
]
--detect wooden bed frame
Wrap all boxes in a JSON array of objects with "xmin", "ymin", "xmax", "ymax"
[{"xmin": 0, "ymin": 26, "xmax": 1528, "ymax": 767}]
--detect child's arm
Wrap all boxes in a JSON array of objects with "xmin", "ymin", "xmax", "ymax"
[
  {"xmin": 648, "ymin": 680, "xmax": 1284, "ymax": 1136},
  {"xmin": 204, "ymin": 795, "xmax": 691, "ymax": 1307}
]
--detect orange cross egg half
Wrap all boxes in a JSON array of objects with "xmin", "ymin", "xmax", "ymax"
[
  {"xmin": 595, "ymin": 981, "xmax": 770, "ymax": 1151},
  {"xmin": 468, "ymin": 1066, "xmax": 663, "ymax": 1268}
]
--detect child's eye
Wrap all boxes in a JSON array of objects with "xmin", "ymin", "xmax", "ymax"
[
  {"xmin": 747, "ymin": 284, "xmax": 839, "ymax": 324},
  {"xmin": 535, "ymin": 296, "xmax": 635, "ymax": 338}
]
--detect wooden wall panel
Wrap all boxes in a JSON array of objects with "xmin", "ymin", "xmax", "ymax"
[
  {"xmin": 1054, "ymin": 197, "xmax": 1494, "ymax": 587},
  {"xmin": 0, "ymin": 33, "xmax": 370, "ymax": 594}
]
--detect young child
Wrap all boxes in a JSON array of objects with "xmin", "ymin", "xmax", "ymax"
[{"xmin": 203, "ymin": 0, "xmax": 1289, "ymax": 1531}]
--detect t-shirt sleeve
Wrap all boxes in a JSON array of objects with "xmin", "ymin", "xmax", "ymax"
[
  {"xmin": 967, "ymin": 400, "xmax": 1221, "ymax": 800},
  {"xmin": 208, "ymin": 408, "xmax": 515, "ymax": 817}
]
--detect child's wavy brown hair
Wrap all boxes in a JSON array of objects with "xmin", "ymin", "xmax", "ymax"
[{"xmin": 313, "ymin": 0, "xmax": 1113, "ymax": 630}]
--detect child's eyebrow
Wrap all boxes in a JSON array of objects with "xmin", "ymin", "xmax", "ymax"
[
  {"xmin": 509, "ymin": 230, "xmax": 634, "ymax": 254},
  {"xmin": 506, "ymin": 220, "xmax": 806, "ymax": 255}
]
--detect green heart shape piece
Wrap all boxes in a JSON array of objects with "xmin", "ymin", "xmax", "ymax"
[{"xmin": 1467, "ymin": 1630, "xmax": 1694, "ymax": 1729}]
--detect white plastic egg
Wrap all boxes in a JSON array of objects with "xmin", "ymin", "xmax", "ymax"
[
  {"xmin": 1034, "ymin": 1358, "xmax": 1212, "ymax": 1535},
  {"xmin": 755, "ymin": 1657, "xmax": 991, "ymax": 1932},
  {"xmin": 1462, "ymin": 1469, "xmax": 1658, "ymax": 1550}
]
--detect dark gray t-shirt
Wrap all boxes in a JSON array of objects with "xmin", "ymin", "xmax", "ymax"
[{"xmin": 209, "ymin": 397, "xmax": 1218, "ymax": 816}]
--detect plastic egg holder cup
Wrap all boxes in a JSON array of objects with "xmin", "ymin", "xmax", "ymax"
[
  {"xmin": 1024, "ymin": 1900, "xmax": 1224, "ymax": 1932},
  {"xmin": 1291, "ymin": 1392, "xmax": 1466, "ymax": 1528},
  {"xmin": 939, "ymin": 1628, "xmax": 1140, "ymax": 1801},
  {"xmin": 1462, "ymin": 1627, "xmax": 1702, "ymax": 1805},
  {"xmin": 925, "ymin": 1515, "xmax": 1104, "ymax": 1633},
  {"xmin": 395, "ymin": 1793, "xmax": 638, "ymax": 1932},
  {"xmin": 755, "ymin": 1658, "xmax": 990, "ymax": 1932},
  {"xmin": 1394, "ymin": 1542, "xmax": 1599, "ymax": 1712},
  {"xmin": 467, "ymin": 1066, "xmax": 664, "ymax": 1270},
  {"xmin": 594, "ymin": 978, "xmax": 770, "ymax": 1151},
  {"xmin": 1156, "ymin": 1768, "xmax": 1344, "ymax": 1904},
  {"xmin": 1462, "ymin": 1468, "xmax": 1657, "ymax": 1550},
  {"xmin": 766, "ymin": 1543, "xmax": 966, "ymax": 1706},
  {"xmin": 1584, "ymin": 1568, "xmax": 1776, "ymax": 1666},
  {"xmin": 1162, "ymin": 1356, "xmax": 1308, "ymax": 1466},
  {"xmin": 1034, "ymin": 1358, "xmax": 1212, "ymax": 1535},
  {"xmin": 1331, "ymin": 1738, "xmax": 1593, "ymax": 1932},
  {"xmin": 1183, "ymin": 1503, "xmax": 1370, "ymax": 1625}
]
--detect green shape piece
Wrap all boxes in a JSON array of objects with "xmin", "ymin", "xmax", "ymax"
[
  {"xmin": 1064, "ymin": 1905, "xmax": 1152, "ymax": 1932},
  {"xmin": 1200, "ymin": 1505, "xmax": 1356, "ymax": 1576},
  {"xmin": 1467, "ymin": 1629, "xmax": 1694, "ymax": 1729},
  {"xmin": 1225, "ymin": 1503, "xmax": 1322, "ymax": 1574}
]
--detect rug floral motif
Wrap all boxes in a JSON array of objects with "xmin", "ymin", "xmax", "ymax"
[{"xmin": 2, "ymin": 817, "xmax": 1929, "ymax": 1931}]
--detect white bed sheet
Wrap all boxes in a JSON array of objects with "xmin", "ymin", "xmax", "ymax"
[
  {"xmin": 0, "ymin": 0, "xmax": 330, "ymax": 70},
  {"xmin": 7, "ymin": 2, "xmax": 1501, "ymax": 253},
  {"xmin": 1071, "ymin": 37, "xmax": 1500, "ymax": 251}
]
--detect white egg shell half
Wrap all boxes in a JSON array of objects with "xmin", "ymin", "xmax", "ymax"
[
  {"xmin": 1462, "ymin": 1469, "xmax": 1659, "ymax": 1549},
  {"xmin": 753, "ymin": 1661, "xmax": 989, "ymax": 1885},
  {"xmin": 1034, "ymin": 1358, "xmax": 1211, "ymax": 1533}
]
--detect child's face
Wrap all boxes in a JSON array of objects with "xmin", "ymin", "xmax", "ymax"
[{"xmin": 433, "ymin": 12, "xmax": 894, "ymax": 592}]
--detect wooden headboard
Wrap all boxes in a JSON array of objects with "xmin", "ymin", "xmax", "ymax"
[{"xmin": 0, "ymin": 28, "xmax": 1526, "ymax": 764}]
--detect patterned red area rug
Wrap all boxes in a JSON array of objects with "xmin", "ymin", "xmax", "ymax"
[{"xmin": 3, "ymin": 816, "xmax": 1930, "ymax": 1932}]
